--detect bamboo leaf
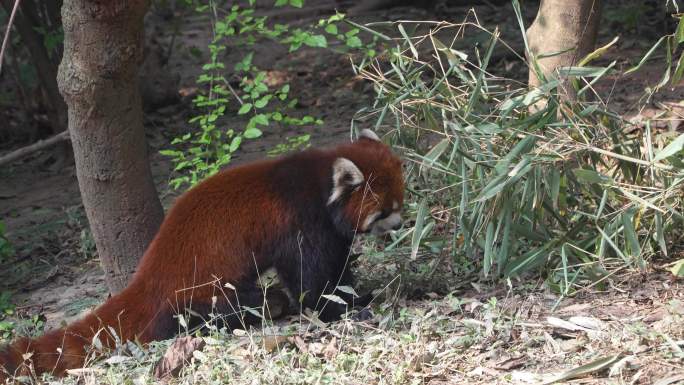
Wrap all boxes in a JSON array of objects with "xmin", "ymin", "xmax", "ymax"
[
  {"xmin": 483, "ymin": 221, "xmax": 495, "ymax": 277},
  {"xmin": 343, "ymin": 19, "xmax": 392, "ymax": 41},
  {"xmin": 557, "ymin": 66, "xmax": 613, "ymax": 77},
  {"xmin": 671, "ymin": 259, "xmax": 684, "ymax": 277},
  {"xmin": 411, "ymin": 199, "xmax": 429, "ymax": 259},
  {"xmin": 596, "ymin": 189, "xmax": 608, "ymax": 220},
  {"xmin": 336, "ymin": 286, "xmax": 358, "ymax": 298},
  {"xmin": 536, "ymin": 47, "xmax": 574, "ymax": 59},
  {"xmin": 653, "ymin": 133, "xmax": 684, "ymax": 162},
  {"xmin": 497, "ymin": 204, "xmax": 512, "ymax": 276},
  {"xmin": 322, "ymin": 294, "xmax": 347, "ymax": 305},
  {"xmin": 419, "ymin": 138, "xmax": 450, "ymax": 175},
  {"xmin": 432, "ymin": 37, "xmax": 468, "ymax": 67},
  {"xmin": 617, "ymin": 187, "xmax": 667, "ymax": 214},
  {"xmin": 622, "ymin": 211, "xmax": 641, "ymax": 259},
  {"xmin": 385, "ymin": 226, "xmax": 413, "ymax": 251},
  {"xmin": 573, "ymin": 169, "xmax": 613, "ymax": 185},
  {"xmin": 541, "ymin": 355, "xmax": 622, "ymax": 385},
  {"xmin": 465, "ymin": 28, "xmax": 498, "ymax": 116},
  {"xmin": 577, "ymin": 36, "xmax": 619, "ymax": 66},
  {"xmin": 655, "ymin": 213, "xmax": 667, "ymax": 257},
  {"xmin": 397, "ymin": 24, "xmax": 418, "ymax": 59},
  {"xmin": 476, "ymin": 173, "xmax": 508, "ymax": 201},
  {"xmin": 495, "ymin": 136, "xmax": 537, "ymax": 174},
  {"xmin": 673, "ymin": 51, "xmax": 684, "ymax": 84},
  {"xmin": 560, "ymin": 244, "xmax": 569, "ymax": 295},
  {"xmin": 597, "ymin": 225, "xmax": 629, "ymax": 264},
  {"xmin": 243, "ymin": 306, "xmax": 262, "ymax": 318},
  {"xmin": 578, "ymin": 61, "xmax": 617, "ymax": 96},
  {"xmin": 505, "ymin": 243, "xmax": 553, "ymax": 277},
  {"xmin": 677, "ymin": 16, "xmax": 684, "ymax": 44},
  {"xmin": 549, "ymin": 169, "xmax": 560, "ymax": 208},
  {"xmin": 625, "ymin": 36, "xmax": 665, "ymax": 74}
]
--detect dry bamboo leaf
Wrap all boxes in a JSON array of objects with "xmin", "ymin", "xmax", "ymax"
[
  {"xmin": 546, "ymin": 316, "xmax": 593, "ymax": 332},
  {"xmin": 153, "ymin": 336, "xmax": 206, "ymax": 379},
  {"xmin": 541, "ymin": 355, "xmax": 622, "ymax": 385}
]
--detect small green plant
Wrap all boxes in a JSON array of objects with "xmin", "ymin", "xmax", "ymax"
[
  {"xmin": 163, "ymin": 2, "xmax": 379, "ymax": 189},
  {"xmin": 33, "ymin": 25, "xmax": 64, "ymax": 58},
  {"xmin": 65, "ymin": 206, "xmax": 96, "ymax": 259},
  {"xmin": 0, "ymin": 291, "xmax": 15, "ymax": 341},
  {"xmin": 267, "ymin": 134, "xmax": 311, "ymax": 157}
]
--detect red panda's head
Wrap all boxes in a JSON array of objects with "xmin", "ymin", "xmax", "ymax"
[{"xmin": 327, "ymin": 130, "xmax": 404, "ymax": 237}]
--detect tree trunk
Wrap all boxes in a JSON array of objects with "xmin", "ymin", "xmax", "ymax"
[
  {"xmin": 57, "ymin": 0, "xmax": 164, "ymax": 294},
  {"xmin": 526, "ymin": 0, "xmax": 602, "ymax": 100}
]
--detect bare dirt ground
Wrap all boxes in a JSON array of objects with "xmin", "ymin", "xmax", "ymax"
[{"xmin": 0, "ymin": 0, "xmax": 683, "ymax": 383}]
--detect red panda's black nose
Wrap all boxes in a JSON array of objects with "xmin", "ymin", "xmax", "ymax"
[{"xmin": 392, "ymin": 222, "xmax": 402, "ymax": 230}]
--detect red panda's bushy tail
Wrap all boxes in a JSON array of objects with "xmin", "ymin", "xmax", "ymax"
[{"xmin": 0, "ymin": 280, "xmax": 167, "ymax": 381}]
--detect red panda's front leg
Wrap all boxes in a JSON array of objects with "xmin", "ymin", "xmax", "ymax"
[{"xmin": 275, "ymin": 234, "xmax": 358, "ymax": 322}]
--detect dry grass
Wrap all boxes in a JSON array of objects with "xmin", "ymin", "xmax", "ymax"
[{"xmin": 40, "ymin": 269, "xmax": 683, "ymax": 385}]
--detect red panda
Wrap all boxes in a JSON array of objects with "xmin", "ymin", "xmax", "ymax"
[{"xmin": 0, "ymin": 129, "xmax": 404, "ymax": 381}]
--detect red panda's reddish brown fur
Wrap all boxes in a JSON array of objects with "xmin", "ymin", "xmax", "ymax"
[{"xmin": 0, "ymin": 131, "xmax": 404, "ymax": 381}]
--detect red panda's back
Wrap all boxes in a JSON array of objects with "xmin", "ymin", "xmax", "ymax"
[{"xmin": 133, "ymin": 158, "xmax": 295, "ymax": 290}]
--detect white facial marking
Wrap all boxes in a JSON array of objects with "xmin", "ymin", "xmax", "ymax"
[
  {"xmin": 359, "ymin": 129, "xmax": 381, "ymax": 142},
  {"xmin": 327, "ymin": 158, "xmax": 364, "ymax": 205},
  {"xmin": 362, "ymin": 211, "xmax": 381, "ymax": 231},
  {"xmin": 392, "ymin": 200, "xmax": 399, "ymax": 210},
  {"xmin": 370, "ymin": 212, "xmax": 402, "ymax": 235}
]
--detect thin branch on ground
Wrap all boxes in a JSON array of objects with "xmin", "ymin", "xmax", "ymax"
[{"xmin": 0, "ymin": 130, "xmax": 71, "ymax": 167}]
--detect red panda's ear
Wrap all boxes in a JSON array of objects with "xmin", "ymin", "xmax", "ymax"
[
  {"xmin": 358, "ymin": 129, "xmax": 380, "ymax": 142},
  {"xmin": 327, "ymin": 158, "xmax": 364, "ymax": 205}
]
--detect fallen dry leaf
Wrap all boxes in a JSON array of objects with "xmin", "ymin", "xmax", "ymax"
[
  {"xmin": 409, "ymin": 351, "xmax": 435, "ymax": 372},
  {"xmin": 263, "ymin": 70, "xmax": 290, "ymax": 87},
  {"xmin": 598, "ymin": 303, "xmax": 638, "ymax": 320},
  {"xmin": 262, "ymin": 335, "xmax": 290, "ymax": 352},
  {"xmin": 65, "ymin": 367, "xmax": 106, "ymax": 376},
  {"xmin": 323, "ymin": 337, "xmax": 338, "ymax": 360},
  {"xmin": 556, "ymin": 302, "xmax": 592, "ymax": 314},
  {"xmin": 567, "ymin": 316, "xmax": 604, "ymax": 331},
  {"xmin": 540, "ymin": 355, "xmax": 622, "ymax": 385},
  {"xmin": 290, "ymin": 335, "xmax": 308, "ymax": 353},
  {"xmin": 308, "ymin": 342, "xmax": 325, "ymax": 356},
  {"xmin": 654, "ymin": 373, "xmax": 684, "ymax": 385},
  {"xmin": 493, "ymin": 355, "xmax": 528, "ymax": 370},
  {"xmin": 178, "ymin": 87, "xmax": 198, "ymax": 98},
  {"xmin": 153, "ymin": 336, "xmax": 206, "ymax": 379},
  {"xmin": 543, "ymin": 331, "xmax": 562, "ymax": 355},
  {"xmin": 547, "ymin": 316, "xmax": 593, "ymax": 332},
  {"xmin": 668, "ymin": 299, "xmax": 684, "ymax": 315},
  {"xmin": 643, "ymin": 307, "xmax": 667, "ymax": 322},
  {"xmin": 558, "ymin": 336, "xmax": 586, "ymax": 353}
]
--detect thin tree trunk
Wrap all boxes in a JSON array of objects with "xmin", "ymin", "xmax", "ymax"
[
  {"xmin": 58, "ymin": 0, "xmax": 164, "ymax": 294},
  {"xmin": 526, "ymin": 0, "xmax": 602, "ymax": 100},
  {"xmin": 0, "ymin": 0, "xmax": 67, "ymax": 133}
]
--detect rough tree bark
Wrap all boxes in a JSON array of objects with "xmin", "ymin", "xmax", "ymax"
[
  {"xmin": 526, "ymin": 0, "xmax": 602, "ymax": 100},
  {"xmin": 57, "ymin": 0, "xmax": 164, "ymax": 294}
]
